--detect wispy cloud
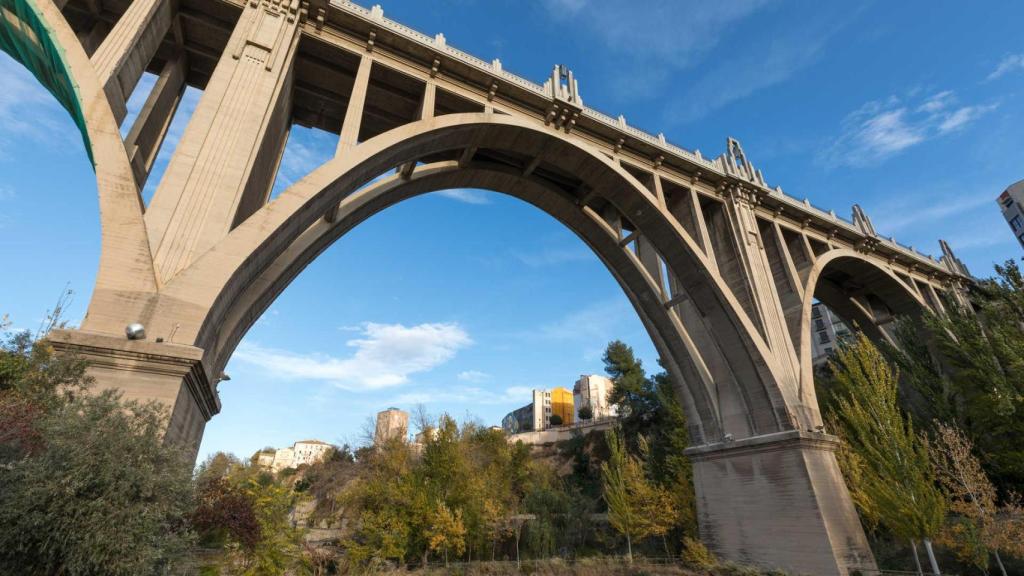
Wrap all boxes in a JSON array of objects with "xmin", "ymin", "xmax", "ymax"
[
  {"xmin": 987, "ymin": 54, "xmax": 1024, "ymax": 81},
  {"xmin": 457, "ymin": 370, "xmax": 491, "ymax": 383},
  {"xmin": 534, "ymin": 298, "xmax": 636, "ymax": 342},
  {"xmin": 386, "ymin": 384, "xmax": 532, "ymax": 407},
  {"xmin": 0, "ymin": 56, "xmax": 70, "ymax": 155},
  {"xmin": 512, "ymin": 246, "xmax": 592, "ymax": 267},
  {"xmin": 667, "ymin": 13, "xmax": 847, "ymax": 123},
  {"xmin": 821, "ymin": 91, "xmax": 997, "ymax": 168},
  {"xmin": 234, "ymin": 322, "xmax": 471, "ymax": 390},
  {"xmin": 871, "ymin": 193, "xmax": 993, "ymax": 235},
  {"xmin": 542, "ymin": 0, "xmax": 770, "ymax": 69},
  {"xmin": 435, "ymin": 189, "xmax": 490, "ymax": 205}
]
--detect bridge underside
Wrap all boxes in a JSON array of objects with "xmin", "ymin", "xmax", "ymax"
[{"xmin": 4, "ymin": 1, "xmax": 975, "ymax": 574}]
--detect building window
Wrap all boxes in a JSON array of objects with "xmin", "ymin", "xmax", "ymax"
[
  {"xmin": 815, "ymin": 318, "xmax": 825, "ymax": 330},
  {"xmin": 1012, "ymin": 215, "xmax": 1023, "ymax": 231},
  {"xmin": 812, "ymin": 308, "xmax": 822, "ymax": 319},
  {"xmin": 819, "ymin": 332, "xmax": 831, "ymax": 344}
]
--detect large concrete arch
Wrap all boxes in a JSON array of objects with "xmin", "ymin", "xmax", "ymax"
[
  {"xmin": 156, "ymin": 113, "xmax": 791, "ymax": 445},
  {"xmin": 16, "ymin": 1, "xmax": 978, "ymax": 573}
]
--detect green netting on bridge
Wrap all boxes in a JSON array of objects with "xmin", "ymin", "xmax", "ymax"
[{"xmin": 0, "ymin": 0, "xmax": 93, "ymax": 164}]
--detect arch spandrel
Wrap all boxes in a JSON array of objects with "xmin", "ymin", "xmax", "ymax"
[{"xmin": 795, "ymin": 249, "xmax": 932, "ymax": 425}]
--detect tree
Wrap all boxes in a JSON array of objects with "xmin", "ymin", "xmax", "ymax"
[
  {"xmin": 425, "ymin": 502, "xmax": 466, "ymax": 567},
  {"xmin": 578, "ymin": 404, "xmax": 594, "ymax": 421},
  {"xmin": 0, "ymin": 323, "xmax": 196, "ymax": 576},
  {"xmin": 602, "ymin": 341, "xmax": 698, "ymax": 543},
  {"xmin": 601, "ymin": 428, "xmax": 677, "ymax": 563},
  {"xmin": 826, "ymin": 333, "xmax": 946, "ymax": 575},
  {"xmin": 0, "ymin": 390, "xmax": 195, "ymax": 575},
  {"xmin": 884, "ymin": 261, "xmax": 1024, "ymax": 495},
  {"xmin": 928, "ymin": 421, "xmax": 1024, "ymax": 576},
  {"xmin": 549, "ymin": 414, "xmax": 563, "ymax": 426}
]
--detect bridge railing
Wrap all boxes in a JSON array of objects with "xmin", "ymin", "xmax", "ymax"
[{"xmin": 326, "ymin": 1, "xmax": 954, "ymax": 274}]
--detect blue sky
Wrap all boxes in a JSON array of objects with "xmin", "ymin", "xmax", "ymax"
[{"xmin": 1, "ymin": 1, "xmax": 1022, "ymax": 461}]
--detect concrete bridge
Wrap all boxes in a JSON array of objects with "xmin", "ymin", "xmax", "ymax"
[{"xmin": 1, "ymin": 1, "xmax": 972, "ymax": 573}]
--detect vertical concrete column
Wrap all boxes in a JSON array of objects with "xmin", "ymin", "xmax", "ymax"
[
  {"xmin": 123, "ymin": 51, "xmax": 187, "ymax": 189},
  {"xmin": 722, "ymin": 186, "xmax": 801, "ymax": 389},
  {"xmin": 686, "ymin": 431, "xmax": 877, "ymax": 576},
  {"xmin": 145, "ymin": 0, "xmax": 302, "ymax": 282},
  {"xmin": 336, "ymin": 53, "xmax": 373, "ymax": 156},
  {"xmin": 91, "ymin": 0, "xmax": 173, "ymax": 124},
  {"xmin": 420, "ymin": 80, "xmax": 436, "ymax": 120}
]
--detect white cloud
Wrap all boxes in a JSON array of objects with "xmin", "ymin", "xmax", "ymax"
[
  {"xmin": 821, "ymin": 91, "xmax": 997, "ymax": 167},
  {"xmin": 457, "ymin": 370, "xmax": 491, "ymax": 383},
  {"xmin": 234, "ymin": 322, "xmax": 471, "ymax": 390},
  {"xmin": 938, "ymin": 104, "xmax": 999, "ymax": 134},
  {"xmin": 987, "ymin": 54, "xmax": 1024, "ymax": 81},
  {"xmin": 435, "ymin": 188, "xmax": 490, "ymax": 205}
]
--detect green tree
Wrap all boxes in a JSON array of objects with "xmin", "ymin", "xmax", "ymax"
[
  {"xmin": 826, "ymin": 333, "xmax": 946, "ymax": 575},
  {"xmin": 578, "ymin": 404, "xmax": 594, "ymax": 421},
  {"xmin": 884, "ymin": 261, "xmax": 1024, "ymax": 494},
  {"xmin": 601, "ymin": 428, "xmax": 677, "ymax": 563},
  {"xmin": 0, "ymin": 325, "xmax": 195, "ymax": 576},
  {"xmin": 602, "ymin": 341, "xmax": 697, "ymax": 542},
  {"xmin": 0, "ymin": 389, "xmax": 195, "ymax": 575}
]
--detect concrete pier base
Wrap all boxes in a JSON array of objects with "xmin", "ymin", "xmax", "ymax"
[
  {"xmin": 47, "ymin": 329, "xmax": 218, "ymax": 461},
  {"xmin": 686, "ymin": 430, "xmax": 877, "ymax": 576}
]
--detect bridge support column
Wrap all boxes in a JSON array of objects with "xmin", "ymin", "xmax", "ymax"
[
  {"xmin": 685, "ymin": 430, "xmax": 877, "ymax": 575},
  {"xmin": 123, "ymin": 49, "xmax": 187, "ymax": 188},
  {"xmin": 47, "ymin": 330, "xmax": 219, "ymax": 461},
  {"xmin": 91, "ymin": 0, "xmax": 174, "ymax": 124},
  {"xmin": 145, "ymin": 0, "xmax": 301, "ymax": 281}
]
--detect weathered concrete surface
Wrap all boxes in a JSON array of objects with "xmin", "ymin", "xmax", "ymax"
[{"xmin": 687, "ymin": 431, "xmax": 874, "ymax": 575}]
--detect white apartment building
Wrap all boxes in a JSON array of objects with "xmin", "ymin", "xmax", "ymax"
[
  {"xmin": 292, "ymin": 439, "xmax": 332, "ymax": 467},
  {"xmin": 259, "ymin": 439, "xmax": 333, "ymax": 472},
  {"xmin": 810, "ymin": 303, "xmax": 851, "ymax": 366},
  {"xmin": 573, "ymin": 374, "xmax": 616, "ymax": 420},
  {"xmin": 270, "ymin": 447, "xmax": 294, "ymax": 472},
  {"xmin": 998, "ymin": 180, "xmax": 1024, "ymax": 249}
]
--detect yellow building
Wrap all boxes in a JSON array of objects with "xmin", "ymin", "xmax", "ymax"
[{"xmin": 549, "ymin": 386, "xmax": 574, "ymax": 426}]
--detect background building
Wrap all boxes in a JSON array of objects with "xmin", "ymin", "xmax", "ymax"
[
  {"xmin": 573, "ymin": 374, "xmax": 616, "ymax": 420},
  {"xmin": 270, "ymin": 447, "xmax": 294, "ymax": 472},
  {"xmin": 374, "ymin": 408, "xmax": 409, "ymax": 445},
  {"xmin": 501, "ymin": 402, "xmax": 536, "ymax": 434},
  {"xmin": 998, "ymin": 180, "xmax": 1024, "ymax": 249},
  {"xmin": 256, "ymin": 439, "xmax": 333, "ymax": 472},
  {"xmin": 292, "ymin": 440, "xmax": 332, "ymax": 467},
  {"xmin": 810, "ymin": 303, "xmax": 851, "ymax": 366},
  {"xmin": 501, "ymin": 386, "xmax": 576, "ymax": 434}
]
